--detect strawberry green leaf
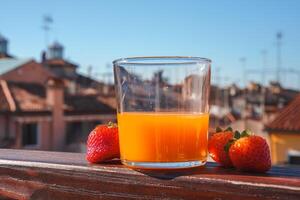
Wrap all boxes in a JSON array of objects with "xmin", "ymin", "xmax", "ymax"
[
  {"xmin": 224, "ymin": 139, "xmax": 235, "ymax": 152},
  {"xmin": 216, "ymin": 127, "xmax": 223, "ymax": 133},
  {"xmin": 225, "ymin": 127, "xmax": 233, "ymax": 132},
  {"xmin": 241, "ymin": 129, "xmax": 251, "ymax": 137},
  {"xmin": 107, "ymin": 121, "xmax": 117, "ymax": 128},
  {"xmin": 234, "ymin": 130, "xmax": 241, "ymax": 139}
]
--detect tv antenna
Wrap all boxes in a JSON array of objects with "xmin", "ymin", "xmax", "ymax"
[
  {"xmin": 276, "ymin": 32, "xmax": 283, "ymax": 84},
  {"xmin": 103, "ymin": 63, "xmax": 113, "ymax": 84},
  {"xmin": 87, "ymin": 65, "xmax": 93, "ymax": 78},
  {"xmin": 239, "ymin": 57, "xmax": 247, "ymax": 87},
  {"xmin": 42, "ymin": 15, "xmax": 53, "ymax": 48},
  {"xmin": 261, "ymin": 50, "xmax": 267, "ymax": 86}
]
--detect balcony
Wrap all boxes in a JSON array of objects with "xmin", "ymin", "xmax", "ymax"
[{"xmin": 0, "ymin": 149, "xmax": 299, "ymax": 199}]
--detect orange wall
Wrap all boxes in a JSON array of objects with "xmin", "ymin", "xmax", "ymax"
[{"xmin": 270, "ymin": 132, "xmax": 300, "ymax": 164}]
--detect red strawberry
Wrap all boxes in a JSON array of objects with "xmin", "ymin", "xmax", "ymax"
[
  {"xmin": 229, "ymin": 131, "xmax": 271, "ymax": 173},
  {"xmin": 208, "ymin": 127, "xmax": 234, "ymax": 167},
  {"xmin": 86, "ymin": 122, "xmax": 120, "ymax": 163}
]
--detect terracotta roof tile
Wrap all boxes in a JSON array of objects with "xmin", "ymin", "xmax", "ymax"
[
  {"xmin": 65, "ymin": 94, "xmax": 115, "ymax": 115},
  {"xmin": 44, "ymin": 59, "xmax": 77, "ymax": 68},
  {"xmin": 0, "ymin": 84, "xmax": 10, "ymax": 111},
  {"xmin": 266, "ymin": 94, "xmax": 300, "ymax": 132},
  {"xmin": 0, "ymin": 80, "xmax": 116, "ymax": 115},
  {"xmin": 8, "ymin": 82, "xmax": 49, "ymax": 112},
  {"xmin": 76, "ymin": 74, "xmax": 104, "ymax": 88}
]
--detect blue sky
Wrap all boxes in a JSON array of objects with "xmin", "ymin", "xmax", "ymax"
[{"xmin": 1, "ymin": 0, "xmax": 300, "ymax": 88}]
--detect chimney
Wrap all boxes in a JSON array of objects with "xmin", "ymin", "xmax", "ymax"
[
  {"xmin": 0, "ymin": 34, "xmax": 8, "ymax": 55},
  {"xmin": 102, "ymin": 84, "xmax": 109, "ymax": 95},
  {"xmin": 41, "ymin": 50, "xmax": 47, "ymax": 63},
  {"xmin": 46, "ymin": 78, "xmax": 65, "ymax": 151}
]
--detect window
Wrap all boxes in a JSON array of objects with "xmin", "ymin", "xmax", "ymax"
[
  {"xmin": 288, "ymin": 150, "xmax": 300, "ymax": 165},
  {"xmin": 22, "ymin": 123, "xmax": 38, "ymax": 146},
  {"xmin": 65, "ymin": 122, "xmax": 82, "ymax": 145}
]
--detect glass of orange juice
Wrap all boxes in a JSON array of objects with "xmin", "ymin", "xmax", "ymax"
[{"xmin": 113, "ymin": 57, "xmax": 211, "ymax": 169}]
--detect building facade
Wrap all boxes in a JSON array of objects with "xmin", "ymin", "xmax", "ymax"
[
  {"xmin": 266, "ymin": 95, "xmax": 300, "ymax": 165},
  {"xmin": 0, "ymin": 37, "xmax": 116, "ymax": 152}
]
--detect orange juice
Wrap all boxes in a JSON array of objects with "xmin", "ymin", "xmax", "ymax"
[{"xmin": 117, "ymin": 112, "xmax": 209, "ymax": 163}]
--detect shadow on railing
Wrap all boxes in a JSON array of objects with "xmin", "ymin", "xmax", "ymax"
[{"xmin": 0, "ymin": 149, "xmax": 299, "ymax": 200}]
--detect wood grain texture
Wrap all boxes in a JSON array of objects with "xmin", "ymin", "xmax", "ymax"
[{"xmin": 0, "ymin": 149, "xmax": 299, "ymax": 200}]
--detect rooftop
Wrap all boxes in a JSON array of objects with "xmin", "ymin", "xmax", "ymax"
[
  {"xmin": 0, "ymin": 81, "xmax": 116, "ymax": 115},
  {"xmin": 266, "ymin": 95, "xmax": 300, "ymax": 132},
  {"xmin": 0, "ymin": 58, "xmax": 32, "ymax": 75},
  {"xmin": 43, "ymin": 58, "xmax": 77, "ymax": 68}
]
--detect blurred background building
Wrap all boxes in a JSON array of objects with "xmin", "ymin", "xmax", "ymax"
[
  {"xmin": 0, "ymin": 36, "xmax": 116, "ymax": 152},
  {"xmin": 0, "ymin": 31, "xmax": 300, "ymax": 166},
  {"xmin": 0, "ymin": 0, "xmax": 300, "ymax": 167}
]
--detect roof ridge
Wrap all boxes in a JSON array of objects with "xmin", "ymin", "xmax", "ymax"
[
  {"xmin": 0, "ymin": 58, "xmax": 33, "ymax": 75},
  {"xmin": 0, "ymin": 80, "xmax": 16, "ymax": 112},
  {"xmin": 267, "ymin": 94, "xmax": 300, "ymax": 132}
]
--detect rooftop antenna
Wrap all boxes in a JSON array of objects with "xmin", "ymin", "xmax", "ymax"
[
  {"xmin": 87, "ymin": 65, "xmax": 93, "ymax": 78},
  {"xmin": 105, "ymin": 63, "xmax": 113, "ymax": 84},
  {"xmin": 42, "ymin": 15, "xmax": 53, "ymax": 48},
  {"xmin": 214, "ymin": 67, "xmax": 221, "ymax": 127},
  {"xmin": 239, "ymin": 57, "xmax": 247, "ymax": 129},
  {"xmin": 276, "ymin": 32, "xmax": 282, "ymax": 84},
  {"xmin": 261, "ymin": 50, "xmax": 267, "ymax": 86},
  {"xmin": 215, "ymin": 67, "xmax": 221, "ymax": 105},
  {"xmin": 223, "ymin": 76, "xmax": 230, "ymax": 109},
  {"xmin": 261, "ymin": 50, "xmax": 267, "ymax": 120},
  {"xmin": 239, "ymin": 57, "xmax": 247, "ymax": 88}
]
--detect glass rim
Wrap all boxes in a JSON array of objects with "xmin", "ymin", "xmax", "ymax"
[{"xmin": 113, "ymin": 56, "xmax": 212, "ymax": 66}]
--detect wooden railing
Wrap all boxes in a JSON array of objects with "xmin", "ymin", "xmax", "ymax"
[{"xmin": 0, "ymin": 149, "xmax": 299, "ymax": 200}]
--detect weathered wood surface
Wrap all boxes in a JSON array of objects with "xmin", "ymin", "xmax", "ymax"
[{"xmin": 0, "ymin": 149, "xmax": 299, "ymax": 200}]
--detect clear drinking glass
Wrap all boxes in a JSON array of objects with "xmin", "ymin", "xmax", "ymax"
[{"xmin": 113, "ymin": 56, "xmax": 211, "ymax": 169}]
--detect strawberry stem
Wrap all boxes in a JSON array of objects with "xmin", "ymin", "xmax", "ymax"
[
  {"xmin": 216, "ymin": 127, "xmax": 223, "ymax": 133},
  {"xmin": 107, "ymin": 121, "xmax": 117, "ymax": 128},
  {"xmin": 224, "ymin": 139, "xmax": 235, "ymax": 152},
  {"xmin": 223, "ymin": 129, "xmax": 252, "ymax": 153},
  {"xmin": 234, "ymin": 131, "xmax": 241, "ymax": 139},
  {"xmin": 241, "ymin": 129, "xmax": 251, "ymax": 137}
]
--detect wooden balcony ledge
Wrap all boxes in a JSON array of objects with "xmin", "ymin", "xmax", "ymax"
[{"xmin": 0, "ymin": 149, "xmax": 299, "ymax": 200}]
